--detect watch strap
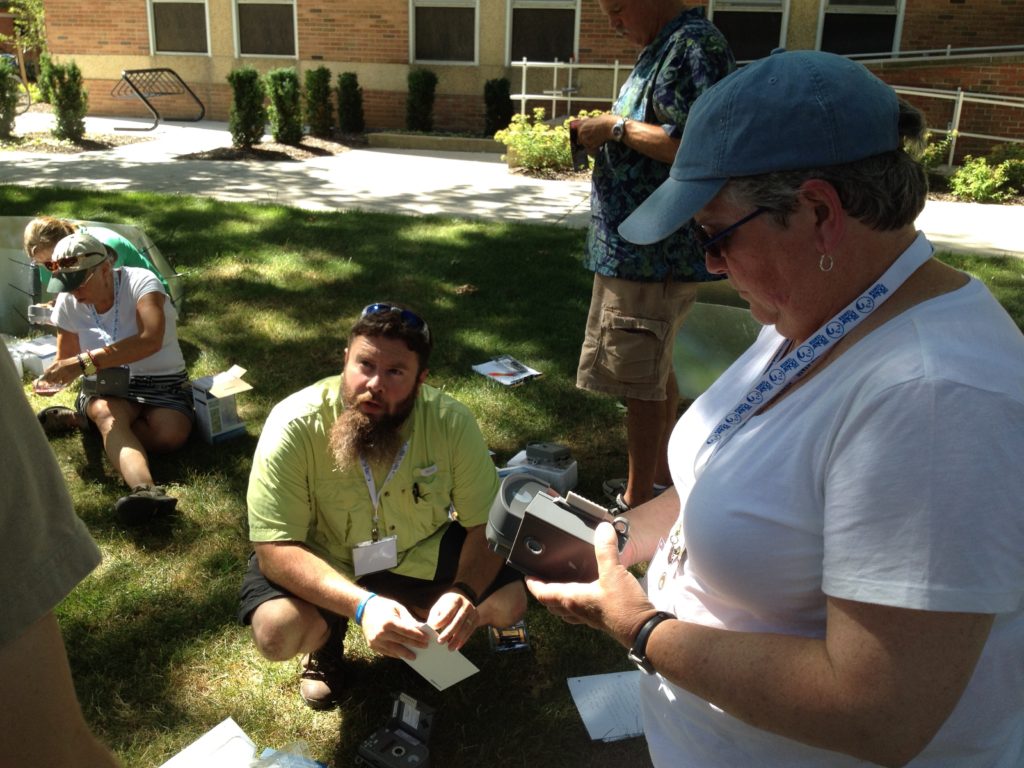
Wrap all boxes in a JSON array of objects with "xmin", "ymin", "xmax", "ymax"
[{"xmin": 627, "ymin": 610, "xmax": 674, "ymax": 674}]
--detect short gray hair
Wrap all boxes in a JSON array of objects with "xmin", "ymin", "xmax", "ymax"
[{"xmin": 723, "ymin": 100, "xmax": 928, "ymax": 231}]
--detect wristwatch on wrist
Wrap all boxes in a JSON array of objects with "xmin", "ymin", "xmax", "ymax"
[
  {"xmin": 611, "ymin": 116, "xmax": 629, "ymax": 142},
  {"xmin": 627, "ymin": 610, "xmax": 674, "ymax": 674}
]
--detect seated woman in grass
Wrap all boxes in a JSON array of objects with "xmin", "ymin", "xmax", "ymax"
[{"xmin": 33, "ymin": 232, "xmax": 192, "ymax": 524}]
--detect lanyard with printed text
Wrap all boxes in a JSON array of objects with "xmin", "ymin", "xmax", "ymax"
[
  {"xmin": 360, "ymin": 440, "xmax": 410, "ymax": 540},
  {"xmin": 695, "ymin": 237, "xmax": 934, "ymax": 475},
  {"xmin": 89, "ymin": 269, "xmax": 121, "ymax": 345}
]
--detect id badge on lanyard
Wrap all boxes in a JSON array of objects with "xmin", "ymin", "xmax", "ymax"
[{"xmin": 352, "ymin": 442, "xmax": 409, "ymax": 576}]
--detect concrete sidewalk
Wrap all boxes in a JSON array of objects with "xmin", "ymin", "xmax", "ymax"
[{"xmin": 3, "ymin": 113, "xmax": 1022, "ymax": 257}]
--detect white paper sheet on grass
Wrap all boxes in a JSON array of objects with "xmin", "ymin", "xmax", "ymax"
[
  {"xmin": 158, "ymin": 717, "xmax": 256, "ymax": 767},
  {"xmin": 403, "ymin": 623, "xmax": 479, "ymax": 690},
  {"xmin": 568, "ymin": 670, "xmax": 644, "ymax": 742}
]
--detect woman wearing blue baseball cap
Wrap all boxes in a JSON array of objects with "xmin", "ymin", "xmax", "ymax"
[
  {"xmin": 529, "ymin": 51, "xmax": 1024, "ymax": 766},
  {"xmin": 34, "ymin": 232, "xmax": 193, "ymax": 524}
]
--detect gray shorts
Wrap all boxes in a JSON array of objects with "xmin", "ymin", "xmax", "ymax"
[{"xmin": 576, "ymin": 274, "xmax": 698, "ymax": 401}]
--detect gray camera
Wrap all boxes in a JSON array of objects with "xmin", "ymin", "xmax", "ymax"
[{"xmin": 355, "ymin": 693, "xmax": 434, "ymax": 768}]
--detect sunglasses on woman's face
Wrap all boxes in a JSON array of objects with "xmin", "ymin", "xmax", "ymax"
[{"xmin": 696, "ymin": 207, "xmax": 768, "ymax": 259}]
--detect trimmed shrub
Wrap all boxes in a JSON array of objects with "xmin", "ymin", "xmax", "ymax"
[
  {"xmin": 266, "ymin": 67, "xmax": 303, "ymax": 145},
  {"xmin": 37, "ymin": 52, "xmax": 54, "ymax": 103},
  {"xmin": 337, "ymin": 71, "xmax": 364, "ymax": 134},
  {"xmin": 0, "ymin": 57, "xmax": 17, "ymax": 140},
  {"xmin": 949, "ymin": 155, "xmax": 1015, "ymax": 203},
  {"xmin": 304, "ymin": 66, "xmax": 333, "ymax": 138},
  {"xmin": 484, "ymin": 77, "xmax": 514, "ymax": 136},
  {"xmin": 227, "ymin": 66, "xmax": 266, "ymax": 149},
  {"xmin": 406, "ymin": 68, "xmax": 438, "ymax": 133},
  {"xmin": 50, "ymin": 60, "xmax": 88, "ymax": 142}
]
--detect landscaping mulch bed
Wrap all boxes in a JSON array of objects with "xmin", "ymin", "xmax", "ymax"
[{"xmin": 176, "ymin": 134, "xmax": 364, "ymax": 162}]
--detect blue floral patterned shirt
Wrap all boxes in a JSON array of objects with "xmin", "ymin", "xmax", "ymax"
[{"xmin": 585, "ymin": 8, "xmax": 735, "ymax": 282}]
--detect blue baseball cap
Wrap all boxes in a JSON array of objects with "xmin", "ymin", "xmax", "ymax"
[{"xmin": 619, "ymin": 50, "xmax": 901, "ymax": 245}]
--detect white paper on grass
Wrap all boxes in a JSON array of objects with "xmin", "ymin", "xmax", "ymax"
[
  {"xmin": 157, "ymin": 717, "xmax": 255, "ymax": 767},
  {"xmin": 567, "ymin": 671, "xmax": 644, "ymax": 742}
]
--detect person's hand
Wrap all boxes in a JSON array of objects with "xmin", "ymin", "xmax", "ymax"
[
  {"xmin": 577, "ymin": 114, "xmax": 619, "ymax": 153},
  {"xmin": 358, "ymin": 595, "xmax": 430, "ymax": 660},
  {"xmin": 527, "ymin": 522, "xmax": 655, "ymax": 648},
  {"xmin": 37, "ymin": 356, "xmax": 82, "ymax": 391},
  {"xmin": 427, "ymin": 591, "xmax": 478, "ymax": 651}
]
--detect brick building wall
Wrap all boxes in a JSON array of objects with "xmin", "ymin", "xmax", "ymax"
[
  {"xmin": 300, "ymin": 0, "xmax": 407, "ymax": 64},
  {"xmin": 901, "ymin": 0, "xmax": 1024, "ymax": 51},
  {"xmin": 45, "ymin": 0, "xmax": 149, "ymax": 56},
  {"xmin": 869, "ymin": 56, "xmax": 1024, "ymax": 159}
]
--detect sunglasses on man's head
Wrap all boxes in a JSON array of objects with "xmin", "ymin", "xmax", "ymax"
[
  {"xmin": 695, "ymin": 207, "xmax": 768, "ymax": 258},
  {"xmin": 360, "ymin": 303, "xmax": 431, "ymax": 343}
]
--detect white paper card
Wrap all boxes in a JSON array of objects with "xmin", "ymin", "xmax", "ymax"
[
  {"xmin": 567, "ymin": 671, "xmax": 644, "ymax": 742},
  {"xmin": 158, "ymin": 717, "xmax": 256, "ymax": 767},
  {"xmin": 402, "ymin": 624, "xmax": 479, "ymax": 691}
]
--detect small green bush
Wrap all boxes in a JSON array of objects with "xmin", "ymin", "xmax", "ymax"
[
  {"xmin": 265, "ymin": 67, "xmax": 303, "ymax": 145},
  {"xmin": 303, "ymin": 66, "xmax": 333, "ymax": 138},
  {"xmin": 494, "ymin": 107, "xmax": 601, "ymax": 172},
  {"xmin": 949, "ymin": 155, "xmax": 1016, "ymax": 203},
  {"xmin": 920, "ymin": 131, "xmax": 954, "ymax": 171},
  {"xmin": 988, "ymin": 143, "xmax": 1024, "ymax": 191},
  {"xmin": 50, "ymin": 60, "xmax": 88, "ymax": 142},
  {"xmin": 337, "ymin": 71, "xmax": 364, "ymax": 134},
  {"xmin": 227, "ymin": 66, "xmax": 266, "ymax": 149},
  {"xmin": 484, "ymin": 77, "xmax": 513, "ymax": 136},
  {"xmin": 0, "ymin": 57, "xmax": 18, "ymax": 140},
  {"xmin": 406, "ymin": 68, "xmax": 438, "ymax": 132},
  {"xmin": 37, "ymin": 52, "xmax": 54, "ymax": 103}
]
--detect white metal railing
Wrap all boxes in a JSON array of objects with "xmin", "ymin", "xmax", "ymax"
[
  {"xmin": 893, "ymin": 85, "xmax": 1024, "ymax": 164},
  {"xmin": 511, "ymin": 57, "xmax": 622, "ymax": 118},
  {"xmin": 511, "ymin": 52, "xmax": 1024, "ymax": 157},
  {"xmin": 850, "ymin": 43, "xmax": 1024, "ymax": 64}
]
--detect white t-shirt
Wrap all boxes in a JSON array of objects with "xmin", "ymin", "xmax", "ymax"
[
  {"xmin": 642, "ymin": 261, "xmax": 1024, "ymax": 766},
  {"xmin": 53, "ymin": 266, "xmax": 185, "ymax": 376}
]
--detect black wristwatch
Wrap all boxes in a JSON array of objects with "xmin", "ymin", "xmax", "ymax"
[{"xmin": 628, "ymin": 611, "xmax": 674, "ymax": 674}]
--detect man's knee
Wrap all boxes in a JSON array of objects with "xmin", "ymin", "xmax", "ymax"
[{"xmin": 249, "ymin": 598, "xmax": 326, "ymax": 661}]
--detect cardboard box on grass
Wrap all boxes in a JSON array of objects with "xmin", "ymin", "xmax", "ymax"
[{"xmin": 192, "ymin": 365, "xmax": 252, "ymax": 444}]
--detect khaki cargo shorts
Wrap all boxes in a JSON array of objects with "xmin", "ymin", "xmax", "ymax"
[{"xmin": 576, "ymin": 274, "xmax": 698, "ymax": 401}]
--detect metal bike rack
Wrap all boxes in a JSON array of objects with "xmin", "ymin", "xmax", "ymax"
[{"xmin": 110, "ymin": 68, "xmax": 205, "ymax": 131}]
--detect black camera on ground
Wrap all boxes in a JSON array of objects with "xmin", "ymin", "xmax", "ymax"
[{"xmin": 355, "ymin": 693, "xmax": 435, "ymax": 768}]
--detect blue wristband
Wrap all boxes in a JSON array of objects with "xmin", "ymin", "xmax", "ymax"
[{"xmin": 355, "ymin": 592, "xmax": 377, "ymax": 625}]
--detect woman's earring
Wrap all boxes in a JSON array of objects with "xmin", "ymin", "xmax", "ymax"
[{"xmin": 819, "ymin": 253, "xmax": 834, "ymax": 272}]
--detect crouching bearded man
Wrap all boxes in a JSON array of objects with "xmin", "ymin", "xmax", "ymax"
[{"xmin": 238, "ymin": 302, "xmax": 526, "ymax": 709}]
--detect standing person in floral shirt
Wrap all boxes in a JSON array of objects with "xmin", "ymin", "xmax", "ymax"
[{"xmin": 574, "ymin": 0, "xmax": 734, "ymax": 512}]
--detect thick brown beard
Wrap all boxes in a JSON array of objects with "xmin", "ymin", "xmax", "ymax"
[{"xmin": 329, "ymin": 383, "xmax": 418, "ymax": 472}]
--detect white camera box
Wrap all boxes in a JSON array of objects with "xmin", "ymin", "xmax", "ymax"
[{"xmin": 191, "ymin": 365, "xmax": 252, "ymax": 444}]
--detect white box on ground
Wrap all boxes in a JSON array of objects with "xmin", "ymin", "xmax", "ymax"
[
  {"xmin": 192, "ymin": 365, "xmax": 253, "ymax": 444},
  {"xmin": 15, "ymin": 334, "xmax": 58, "ymax": 377}
]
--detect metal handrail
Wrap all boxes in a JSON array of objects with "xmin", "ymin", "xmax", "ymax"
[{"xmin": 511, "ymin": 52, "xmax": 1024, "ymax": 158}]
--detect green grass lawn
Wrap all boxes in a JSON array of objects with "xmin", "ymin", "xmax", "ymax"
[{"xmin": 3, "ymin": 184, "xmax": 1021, "ymax": 767}]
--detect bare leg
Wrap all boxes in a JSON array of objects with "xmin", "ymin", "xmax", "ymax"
[
  {"xmin": 476, "ymin": 581, "xmax": 527, "ymax": 629},
  {"xmin": 86, "ymin": 397, "xmax": 154, "ymax": 488},
  {"xmin": 624, "ymin": 370, "xmax": 679, "ymax": 508}
]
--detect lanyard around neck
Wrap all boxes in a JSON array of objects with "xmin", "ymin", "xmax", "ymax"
[
  {"xmin": 360, "ymin": 440, "xmax": 410, "ymax": 540},
  {"xmin": 695, "ymin": 238, "xmax": 934, "ymax": 475},
  {"xmin": 89, "ymin": 268, "xmax": 121, "ymax": 345}
]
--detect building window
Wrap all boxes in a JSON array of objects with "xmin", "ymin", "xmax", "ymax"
[
  {"xmin": 412, "ymin": 0, "xmax": 477, "ymax": 63},
  {"xmin": 236, "ymin": 0, "xmax": 296, "ymax": 57},
  {"xmin": 150, "ymin": 0, "xmax": 209, "ymax": 54},
  {"xmin": 509, "ymin": 0, "xmax": 577, "ymax": 63},
  {"xmin": 817, "ymin": 0, "xmax": 902, "ymax": 56},
  {"xmin": 708, "ymin": 0, "xmax": 787, "ymax": 62}
]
